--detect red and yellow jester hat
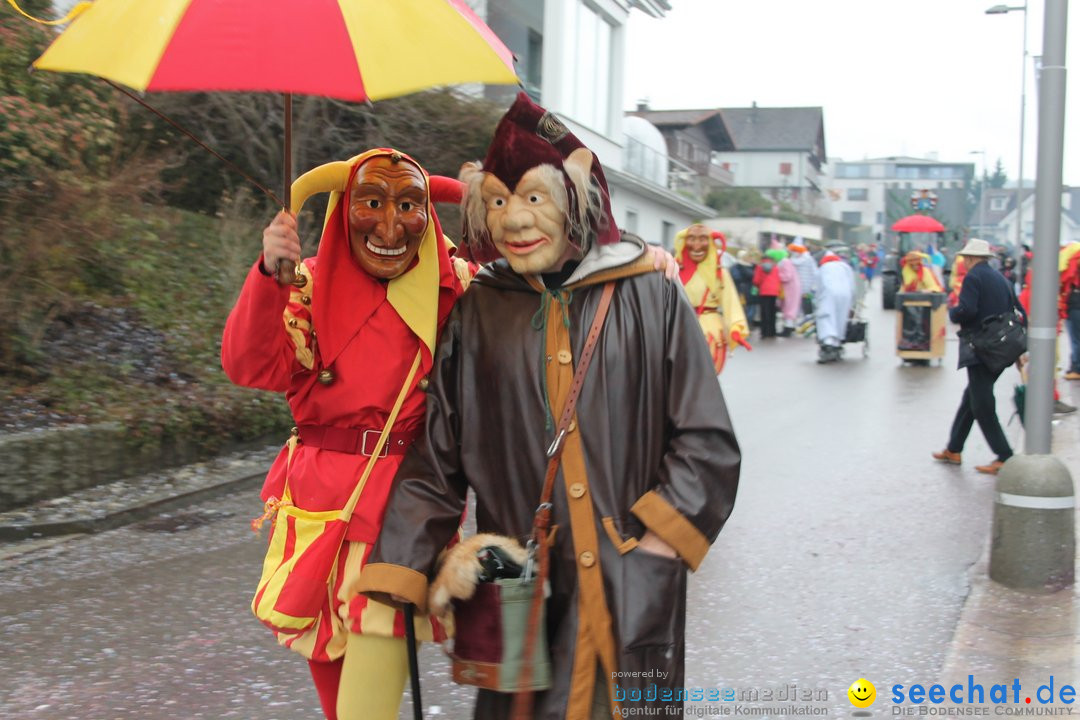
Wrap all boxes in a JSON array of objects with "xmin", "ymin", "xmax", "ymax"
[
  {"xmin": 290, "ymin": 148, "xmax": 463, "ymax": 370},
  {"xmin": 711, "ymin": 230, "xmax": 728, "ymax": 258},
  {"xmin": 462, "ymin": 91, "xmax": 620, "ymax": 263}
]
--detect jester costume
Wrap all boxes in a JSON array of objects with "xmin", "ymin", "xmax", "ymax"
[
  {"xmin": 900, "ymin": 251, "xmax": 944, "ymax": 293},
  {"xmin": 674, "ymin": 228, "xmax": 749, "ymax": 374},
  {"xmin": 221, "ymin": 149, "xmax": 467, "ymax": 718}
]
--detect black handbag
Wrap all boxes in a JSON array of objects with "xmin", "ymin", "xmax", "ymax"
[{"xmin": 963, "ymin": 309, "xmax": 1027, "ymax": 373}]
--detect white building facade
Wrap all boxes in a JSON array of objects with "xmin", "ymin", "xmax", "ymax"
[
  {"xmin": 826, "ymin": 156, "xmax": 974, "ymax": 241},
  {"xmin": 470, "ymin": 0, "xmax": 711, "ymax": 249}
]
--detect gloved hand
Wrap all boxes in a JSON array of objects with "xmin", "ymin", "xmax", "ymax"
[{"xmin": 731, "ymin": 330, "xmax": 752, "ymax": 351}]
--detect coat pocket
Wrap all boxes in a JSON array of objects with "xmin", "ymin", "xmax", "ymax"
[{"xmin": 618, "ymin": 546, "xmax": 687, "ymax": 651}]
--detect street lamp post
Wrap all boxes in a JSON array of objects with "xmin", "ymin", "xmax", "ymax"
[{"xmin": 986, "ymin": 2, "xmax": 1028, "ymax": 251}]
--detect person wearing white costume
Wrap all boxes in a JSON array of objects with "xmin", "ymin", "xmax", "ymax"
[{"xmin": 813, "ymin": 250, "xmax": 855, "ymax": 363}]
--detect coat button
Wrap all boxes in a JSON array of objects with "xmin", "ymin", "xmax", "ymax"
[
  {"xmin": 568, "ymin": 482, "xmax": 586, "ymax": 499},
  {"xmin": 557, "ymin": 350, "xmax": 572, "ymax": 365},
  {"xmin": 418, "ymin": 377, "xmax": 430, "ymax": 391},
  {"xmin": 579, "ymin": 551, "xmax": 595, "ymax": 568},
  {"xmin": 288, "ymin": 318, "xmax": 299, "ymax": 328},
  {"xmin": 317, "ymin": 369, "xmax": 335, "ymax": 385},
  {"xmin": 301, "ymin": 295, "xmax": 311, "ymax": 305},
  {"xmin": 568, "ymin": 420, "xmax": 577, "ymax": 433}
]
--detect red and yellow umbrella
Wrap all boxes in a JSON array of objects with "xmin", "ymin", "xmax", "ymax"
[
  {"xmin": 15, "ymin": 0, "xmax": 518, "ymax": 282},
  {"xmin": 29, "ymin": 0, "xmax": 517, "ymax": 101}
]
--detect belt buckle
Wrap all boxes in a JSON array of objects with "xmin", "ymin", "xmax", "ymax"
[{"xmin": 361, "ymin": 429, "xmax": 389, "ymax": 458}]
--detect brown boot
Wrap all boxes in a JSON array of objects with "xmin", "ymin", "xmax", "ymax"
[
  {"xmin": 932, "ymin": 449, "xmax": 961, "ymax": 465},
  {"xmin": 975, "ymin": 460, "xmax": 1005, "ymax": 475}
]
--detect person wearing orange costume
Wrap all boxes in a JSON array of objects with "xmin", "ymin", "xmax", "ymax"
[
  {"xmin": 948, "ymin": 254, "xmax": 968, "ymax": 307},
  {"xmin": 221, "ymin": 149, "xmax": 468, "ymax": 720},
  {"xmin": 900, "ymin": 251, "xmax": 944, "ymax": 293},
  {"xmin": 674, "ymin": 224, "xmax": 751, "ymax": 374}
]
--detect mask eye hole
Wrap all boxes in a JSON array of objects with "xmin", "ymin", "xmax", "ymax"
[
  {"xmin": 491, "ymin": 197, "xmax": 506, "ymax": 208},
  {"xmin": 528, "ymin": 194, "xmax": 541, "ymax": 204},
  {"xmin": 367, "ymin": 199, "xmax": 380, "ymax": 209},
  {"xmin": 401, "ymin": 202, "xmax": 412, "ymax": 211}
]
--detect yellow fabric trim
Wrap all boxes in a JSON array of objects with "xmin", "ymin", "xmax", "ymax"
[
  {"xmin": 339, "ymin": 2, "xmax": 517, "ymax": 101},
  {"xmin": 33, "ymin": 0, "xmax": 192, "ymax": 90},
  {"xmin": 6, "ymin": 0, "xmax": 90, "ymax": 25},
  {"xmin": 356, "ymin": 563, "xmax": 430, "ymax": 613},
  {"xmin": 630, "ymin": 490, "xmax": 711, "ymax": 572},
  {"xmin": 1060, "ymin": 242, "xmax": 1080, "ymax": 273},
  {"xmin": 601, "ymin": 517, "xmax": 639, "ymax": 555}
]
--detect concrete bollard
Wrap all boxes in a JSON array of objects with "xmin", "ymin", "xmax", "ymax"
[{"xmin": 989, "ymin": 454, "xmax": 1075, "ymax": 591}]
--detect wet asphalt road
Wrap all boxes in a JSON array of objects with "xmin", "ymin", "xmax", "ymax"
[{"xmin": 0, "ymin": 281, "xmax": 1036, "ymax": 719}]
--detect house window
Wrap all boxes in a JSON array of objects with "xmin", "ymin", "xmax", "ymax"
[
  {"xmin": 991, "ymin": 197, "xmax": 1008, "ymax": 211},
  {"xmin": 661, "ymin": 221, "xmax": 675, "ymax": 250},
  {"xmin": 780, "ymin": 162, "xmax": 792, "ymax": 176},
  {"xmin": 570, "ymin": 4, "xmax": 613, "ymax": 134},
  {"xmin": 625, "ymin": 209, "xmax": 639, "ymax": 234},
  {"xmin": 842, "ymin": 211, "xmax": 862, "ymax": 225},
  {"xmin": 847, "ymin": 188, "xmax": 868, "ymax": 201},
  {"xmin": 876, "ymin": 212, "xmax": 884, "ymax": 225}
]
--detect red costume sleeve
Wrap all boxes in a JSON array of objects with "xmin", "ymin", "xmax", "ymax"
[{"xmin": 221, "ymin": 256, "xmax": 296, "ymax": 392}]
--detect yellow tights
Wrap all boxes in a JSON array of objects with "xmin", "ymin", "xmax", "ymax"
[{"xmin": 336, "ymin": 633, "xmax": 409, "ymax": 720}]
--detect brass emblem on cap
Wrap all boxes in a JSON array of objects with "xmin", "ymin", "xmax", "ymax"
[
  {"xmin": 390, "ymin": 151, "xmax": 403, "ymax": 163},
  {"xmin": 536, "ymin": 112, "xmax": 569, "ymax": 144}
]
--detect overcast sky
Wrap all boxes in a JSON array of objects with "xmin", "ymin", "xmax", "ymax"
[{"xmin": 624, "ymin": 0, "xmax": 1079, "ymax": 186}]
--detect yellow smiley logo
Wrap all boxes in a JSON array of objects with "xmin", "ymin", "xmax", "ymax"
[{"xmin": 848, "ymin": 678, "xmax": 876, "ymax": 708}]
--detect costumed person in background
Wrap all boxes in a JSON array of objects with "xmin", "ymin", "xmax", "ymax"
[
  {"xmin": 753, "ymin": 250, "xmax": 782, "ymax": 338},
  {"xmin": 674, "ymin": 224, "xmax": 752, "ymax": 375},
  {"xmin": 358, "ymin": 93, "xmax": 740, "ymax": 720},
  {"xmin": 773, "ymin": 247, "xmax": 801, "ymax": 337},
  {"xmin": 1015, "ymin": 247, "xmax": 1076, "ymax": 414},
  {"xmin": 813, "ymin": 250, "xmax": 855, "ymax": 364},
  {"xmin": 1060, "ymin": 242, "xmax": 1080, "ymax": 382},
  {"xmin": 900, "ymin": 251, "xmax": 944, "ymax": 292},
  {"xmin": 730, "ymin": 248, "xmax": 757, "ymax": 329},
  {"xmin": 788, "ymin": 241, "xmax": 818, "ymax": 326},
  {"xmin": 221, "ymin": 149, "xmax": 469, "ymax": 720},
  {"xmin": 948, "ymin": 253, "xmax": 968, "ymax": 308},
  {"xmin": 932, "ymin": 239, "xmax": 1026, "ymax": 474}
]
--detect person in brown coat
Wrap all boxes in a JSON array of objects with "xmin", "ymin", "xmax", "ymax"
[{"xmin": 357, "ymin": 93, "xmax": 740, "ymax": 719}]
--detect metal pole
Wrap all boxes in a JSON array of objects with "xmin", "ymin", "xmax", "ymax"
[
  {"xmin": 1016, "ymin": 0, "xmax": 1028, "ymax": 251},
  {"xmin": 1025, "ymin": 0, "xmax": 1068, "ymax": 454}
]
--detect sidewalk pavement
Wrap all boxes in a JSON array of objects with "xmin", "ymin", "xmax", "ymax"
[{"xmin": 939, "ymin": 394, "xmax": 1080, "ymax": 703}]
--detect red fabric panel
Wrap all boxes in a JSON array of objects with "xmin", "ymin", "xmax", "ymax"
[
  {"xmin": 150, "ymin": 0, "xmax": 367, "ymax": 100},
  {"xmin": 452, "ymin": 583, "xmax": 504, "ymax": 663}
]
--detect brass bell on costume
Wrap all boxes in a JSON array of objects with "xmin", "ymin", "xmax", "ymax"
[{"xmin": 317, "ymin": 368, "xmax": 335, "ymax": 385}]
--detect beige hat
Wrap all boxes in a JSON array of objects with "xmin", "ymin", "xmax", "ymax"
[{"xmin": 957, "ymin": 238, "xmax": 993, "ymax": 257}]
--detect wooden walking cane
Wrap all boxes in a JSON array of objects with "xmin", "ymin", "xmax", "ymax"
[{"xmin": 404, "ymin": 603, "xmax": 423, "ymax": 720}]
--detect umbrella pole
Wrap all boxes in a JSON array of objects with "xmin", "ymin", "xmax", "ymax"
[{"xmin": 277, "ymin": 92, "xmax": 300, "ymax": 286}]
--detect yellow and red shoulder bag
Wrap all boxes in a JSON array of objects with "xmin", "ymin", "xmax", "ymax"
[{"xmin": 251, "ymin": 350, "xmax": 422, "ymax": 634}]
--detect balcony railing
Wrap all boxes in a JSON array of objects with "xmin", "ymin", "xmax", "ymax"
[{"xmin": 622, "ymin": 136, "xmax": 732, "ymax": 199}]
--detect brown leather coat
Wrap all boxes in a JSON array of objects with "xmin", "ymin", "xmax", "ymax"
[{"xmin": 359, "ymin": 247, "xmax": 740, "ymax": 719}]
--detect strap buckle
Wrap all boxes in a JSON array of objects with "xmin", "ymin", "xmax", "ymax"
[
  {"xmin": 546, "ymin": 429, "xmax": 567, "ymax": 458},
  {"xmin": 360, "ymin": 429, "xmax": 389, "ymax": 458}
]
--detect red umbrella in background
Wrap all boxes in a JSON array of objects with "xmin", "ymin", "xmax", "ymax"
[
  {"xmin": 891, "ymin": 214, "xmax": 946, "ymax": 233},
  {"xmin": 18, "ymin": 0, "xmax": 520, "ymax": 283}
]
